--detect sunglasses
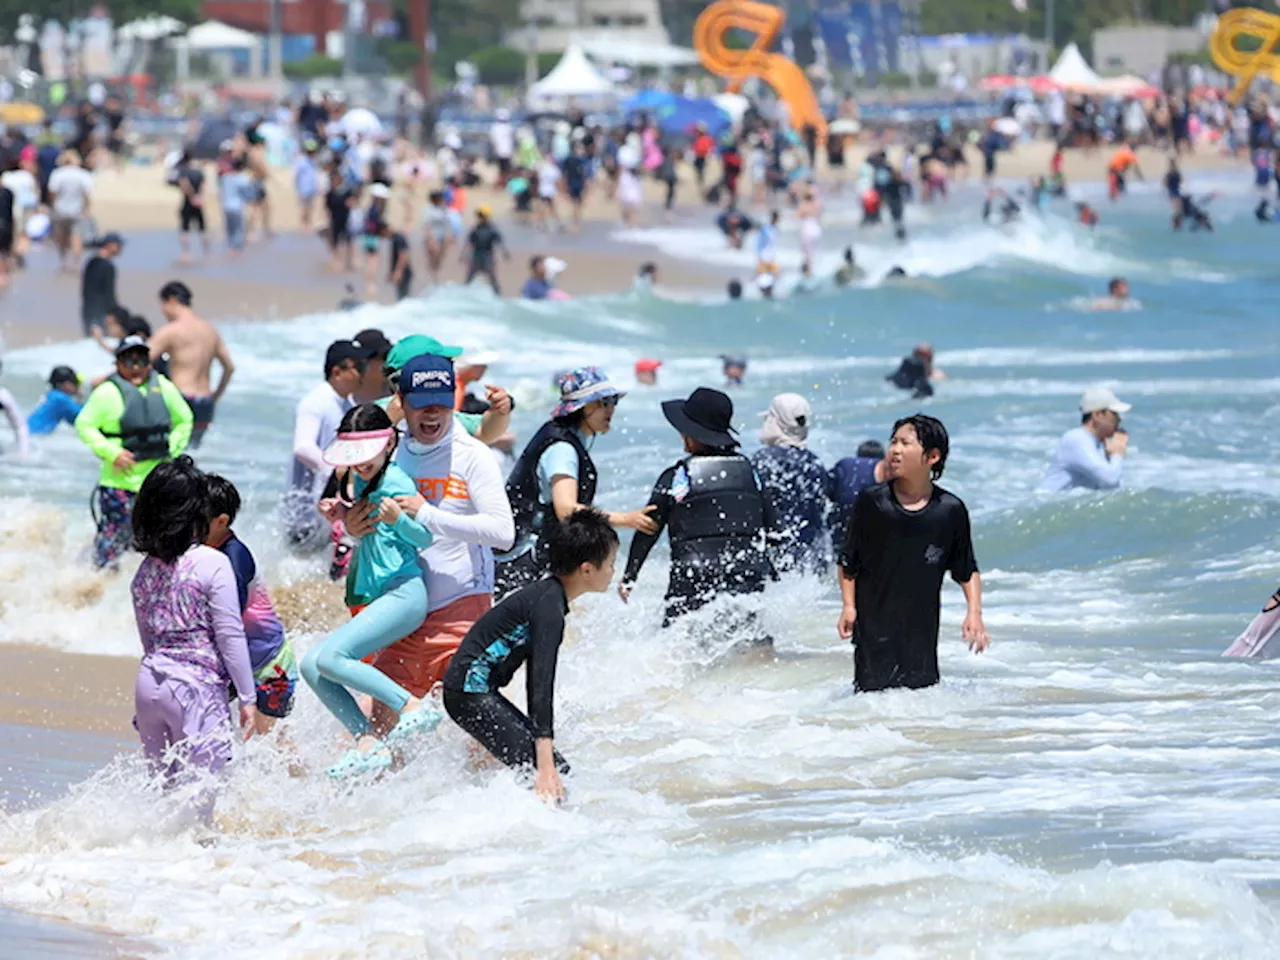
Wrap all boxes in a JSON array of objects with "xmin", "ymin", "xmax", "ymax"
[
  {"xmin": 596, "ymin": 396, "xmax": 620, "ymax": 410},
  {"xmin": 118, "ymin": 354, "xmax": 150, "ymax": 369}
]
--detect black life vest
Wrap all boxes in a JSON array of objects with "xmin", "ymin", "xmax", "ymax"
[
  {"xmin": 667, "ymin": 454, "xmax": 769, "ymax": 571},
  {"xmin": 505, "ymin": 420, "xmax": 598, "ymax": 544},
  {"xmin": 104, "ymin": 372, "xmax": 172, "ymax": 462}
]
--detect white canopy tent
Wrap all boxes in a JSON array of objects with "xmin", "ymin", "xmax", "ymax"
[
  {"xmin": 578, "ymin": 38, "xmax": 700, "ymax": 68},
  {"xmin": 1048, "ymin": 42, "xmax": 1102, "ymax": 90},
  {"xmin": 711, "ymin": 92, "xmax": 750, "ymax": 127},
  {"xmin": 116, "ymin": 16, "xmax": 185, "ymax": 41},
  {"xmin": 172, "ymin": 21, "xmax": 263, "ymax": 81},
  {"xmin": 183, "ymin": 20, "xmax": 261, "ymax": 51},
  {"xmin": 527, "ymin": 45, "xmax": 617, "ymax": 106},
  {"xmin": 115, "ymin": 16, "xmax": 185, "ymax": 76}
]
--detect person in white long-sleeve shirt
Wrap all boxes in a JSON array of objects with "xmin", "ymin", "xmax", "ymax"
[
  {"xmin": 344, "ymin": 353, "xmax": 515, "ymax": 733},
  {"xmin": 1041, "ymin": 386, "xmax": 1131, "ymax": 492},
  {"xmin": 285, "ymin": 338, "xmax": 376, "ymax": 547}
]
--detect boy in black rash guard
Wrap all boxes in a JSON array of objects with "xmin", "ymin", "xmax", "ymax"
[
  {"xmin": 837, "ymin": 414, "xmax": 989, "ymax": 692},
  {"xmin": 444, "ymin": 509, "xmax": 618, "ymax": 803}
]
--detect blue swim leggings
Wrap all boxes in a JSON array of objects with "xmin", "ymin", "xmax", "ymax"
[{"xmin": 301, "ymin": 577, "xmax": 428, "ymax": 737}]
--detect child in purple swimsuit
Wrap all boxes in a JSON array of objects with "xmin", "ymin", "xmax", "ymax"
[{"xmin": 130, "ymin": 456, "xmax": 257, "ymax": 821}]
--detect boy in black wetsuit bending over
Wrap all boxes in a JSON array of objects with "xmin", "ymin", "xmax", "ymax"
[
  {"xmin": 837, "ymin": 414, "xmax": 990, "ymax": 691},
  {"xmin": 444, "ymin": 508, "xmax": 618, "ymax": 803}
]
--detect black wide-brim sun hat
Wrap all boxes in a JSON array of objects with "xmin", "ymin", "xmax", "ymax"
[{"xmin": 661, "ymin": 387, "xmax": 739, "ymax": 449}]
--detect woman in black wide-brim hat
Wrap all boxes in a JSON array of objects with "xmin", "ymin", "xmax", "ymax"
[{"xmin": 618, "ymin": 387, "xmax": 777, "ymax": 638}]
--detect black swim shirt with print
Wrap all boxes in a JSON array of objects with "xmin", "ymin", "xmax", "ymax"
[{"xmin": 840, "ymin": 481, "xmax": 978, "ymax": 692}]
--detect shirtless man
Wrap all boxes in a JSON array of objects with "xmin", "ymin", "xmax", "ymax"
[{"xmin": 149, "ymin": 280, "xmax": 235, "ymax": 448}]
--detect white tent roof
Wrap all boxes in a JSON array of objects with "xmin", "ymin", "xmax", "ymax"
[
  {"xmin": 578, "ymin": 38, "xmax": 700, "ymax": 68},
  {"xmin": 183, "ymin": 20, "xmax": 261, "ymax": 51},
  {"xmin": 1048, "ymin": 42, "xmax": 1101, "ymax": 89},
  {"xmin": 527, "ymin": 45, "xmax": 616, "ymax": 102},
  {"xmin": 117, "ymin": 16, "xmax": 185, "ymax": 41}
]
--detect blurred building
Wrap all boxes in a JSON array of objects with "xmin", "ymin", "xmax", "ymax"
[
  {"xmin": 1092, "ymin": 25, "xmax": 1204, "ymax": 78},
  {"xmin": 510, "ymin": 0, "xmax": 670, "ymax": 54},
  {"xmin": 201, "ymin": 0, "xmax": 395, "ymax": 55}
]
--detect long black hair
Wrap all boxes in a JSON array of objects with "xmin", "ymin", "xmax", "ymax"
[
  {"xmin": 133, "ymin": 456, "xmax": 210, "ymax": 563},
  {"xmin": 335, "ymin": 403, "xmax": 397, "ymax": 504}
]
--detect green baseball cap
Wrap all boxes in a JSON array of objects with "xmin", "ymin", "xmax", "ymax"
[{"xmin": 385, "ymin": 334, "xmax": 463, "ymax": 373}]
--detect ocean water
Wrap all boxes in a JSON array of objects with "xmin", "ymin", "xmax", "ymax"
[{"xmin": 2, "ymin": 179, "xmax": 1280, "ymax": 957}]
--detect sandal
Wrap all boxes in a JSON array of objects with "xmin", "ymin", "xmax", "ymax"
[
  {"xmin": 326, "ymin": 743, "xmax": 393, "ymax": 780},
  {"xmin": 385, "ymin": 707, "xmax": 443, "ymax": 745}
]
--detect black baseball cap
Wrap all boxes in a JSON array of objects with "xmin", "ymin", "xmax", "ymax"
[
  {"xmin": 325, "ymin": 339, "xmax": 377, "ymax": 374},
  {"xmin": 353, "ymin": 328, "xmax": 393, "ymax": 358}
]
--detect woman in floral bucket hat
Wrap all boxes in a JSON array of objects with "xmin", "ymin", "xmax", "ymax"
[{"xmin": 494, "ymin": 366, "xmax": 657, "ymax": 600}]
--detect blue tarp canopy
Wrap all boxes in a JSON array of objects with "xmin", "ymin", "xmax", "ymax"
[{"xmin": 622, "ymin": 92, "xmax": 731, "ymax": 137}]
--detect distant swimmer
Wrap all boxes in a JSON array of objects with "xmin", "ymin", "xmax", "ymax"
[
  {"xmin": 1040, "ymin": 386, "xmax": 1131, "ymax": 492},
  {"xmin": 462, "ymin": 205, "xmax": 510, "ymax": 295},
  {"xmin": 81, "ymin": 232, "xmax": 123, "ymax": 338},
  {"xmin": 1106, "ymin": 142, "xmax": 1143, "ymax": 201},
  {"xmin": 1076, "ymin": 202, "xmax": 1099, "ymax": 228},
  {"xmin": 27, "ymin": 365, "xmax": 83, "ymax": 436},
  {"xmin": 149, "ymin": 282, "xmax": 235, "ymax": 449},
  {"xmin": 717, "ymin": 205, "xmax": 755, "ymax": 250},
  {"xmin": 1256, "ymin": 200, "xmax": 1280, "ymax": 223},
  {"xmin": 886, "ymin": 266, "xmax": 908, "ymax": 279},
  {"xmin": 982, "ymin": 188, "xmax": 1020, "ymax": 225},
  {"xmin": 1173, "ymin": 193, "xmax": 1215, "ymax": 232},
  {"xmin": 756, "ymin": 272, "xmax": 776, "ymax": 299},
  {"xmin": 797, "ymin": 185, "xmax": 822, "ymax": 274},
  {"xmin": 619, "ymin": 387, "xmax": 776, "ymax": 642},
  {"xmin": 836, "ymin": 414, "xmax": 989, "ymax": 692},
  {"xmin": 634, "ymin": 358, "xmax": 662, "ymax": 386},
  {"xmin": 337, "ymin": 283, "xmax": 363, "ymax": 311},
  {"xmin": 444, "ymin": 509, "xmax": 619, "ymax": 804},
  {"xmin": 1223, "ymin": 585, "xmax": 1280, "ymax": 660},
  {"xmin": 726, "ymin": 279, "xmax": 743, "ymax": 300},
  {"xmin": 827, "ymin": 440, "xmax": 888, "ymax": 557},
  {"xmin": 1163, "ymin": 157, "xmax": 1182, "ymax": 216},
  {"xmin": 887, "ymin": 343, "xmax": 945, "ymax": 400},
  {"xmin": 1090, "ymin": 276, "xmax": 1133, "ymax": 311},
  {"xmin": 721, "ymin": 354, "xmax": 747, "ymax": 387},
  {"xmin": 834, "ymin": 246, "xmax": 866, "ymax": 287},
  {"xmin": 755, "ymin": 210, "xmax": 780, "ymax": 277},
  {"xmin": 635, "ymin": 261, "xmax": 659, "ymax": 292}
]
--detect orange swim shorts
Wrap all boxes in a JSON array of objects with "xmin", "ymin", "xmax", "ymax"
[{"xmin": 355, "ymin": 592, "xmax": 493, "ymax": 699}]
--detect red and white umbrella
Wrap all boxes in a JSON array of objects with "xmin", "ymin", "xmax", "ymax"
[{"xmin": 979, "ymin": 74, "xmax": 1059, "ymax": 94}]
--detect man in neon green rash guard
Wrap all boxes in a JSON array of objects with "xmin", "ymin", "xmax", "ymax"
[
  {"xmin": 75, "ymin": 335, "xmax": 194, "ymax": 568},
  {"xmin": 380, "ymin": 334, "xmax": 512, "ymax": 445}
]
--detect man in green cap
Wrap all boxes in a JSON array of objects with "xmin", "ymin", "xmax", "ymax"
[{"xmin": 381, "ymin": 334, "xmax": 512, "ymax": 446}]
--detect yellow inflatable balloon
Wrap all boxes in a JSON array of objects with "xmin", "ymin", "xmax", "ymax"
[
  {"xmin": 693, "ymin": 0, "xmax": 827, "ymax": 138},
  {"xmin": 1209, "ymin": 8, "xmax": 1280, "ymax": 105}
]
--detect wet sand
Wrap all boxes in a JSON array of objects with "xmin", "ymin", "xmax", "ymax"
[
  {"xmin": 0, "ymin": 649, "xmax": 146, "ymax": 958},
  {"xmin": 0, "ymin": 210, "xmax": 723, "ymax": 351}
]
